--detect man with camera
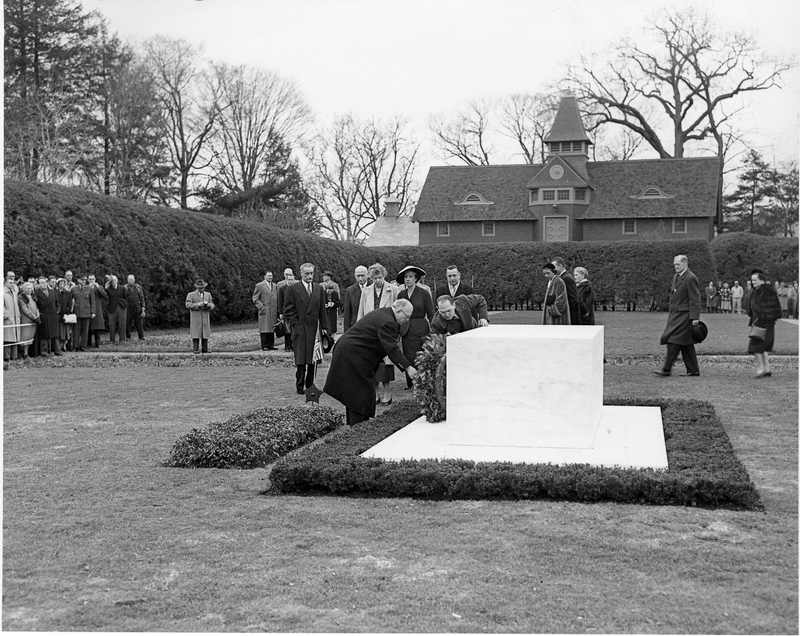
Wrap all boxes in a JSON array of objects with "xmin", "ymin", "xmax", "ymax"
[{"xmin": 185, "ymin": 278, "xmax": 215, "ymax": 354}]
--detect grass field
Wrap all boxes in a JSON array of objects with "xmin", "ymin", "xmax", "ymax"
[{"xmin": 2, "ymin": 312, "xmax": 798, "ymax": 632}]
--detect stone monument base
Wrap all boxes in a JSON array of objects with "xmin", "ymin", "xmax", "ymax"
[{"xmin": 362, "ymin": 405, "xmax": 668, "ymax": 469}]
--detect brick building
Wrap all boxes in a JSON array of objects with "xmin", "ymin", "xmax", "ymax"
[{"xmin": 413, "ymin": 93, "xmax": 720, "ymax": 245}]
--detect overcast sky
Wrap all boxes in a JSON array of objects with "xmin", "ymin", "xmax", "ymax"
[{"xmin": 82, "ymin": 0, "xmax": 799, "ymax": 170}]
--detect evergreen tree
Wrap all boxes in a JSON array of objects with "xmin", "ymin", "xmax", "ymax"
[{"xmin": 723, "ymin": 149, "xmax": 770, "ymax": 234}]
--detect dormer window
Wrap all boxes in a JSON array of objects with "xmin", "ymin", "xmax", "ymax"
[
  {"xmin": 631, "ymin": 186, "xmax": 674, "ymax": 200},
  {"xmin": 454, "ymin": 192, "xmax": 494, "ymax": 205}
]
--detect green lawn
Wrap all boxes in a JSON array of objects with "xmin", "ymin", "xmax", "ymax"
[{"xmin": 2, "ymin": 313, "xmax": 798, "ymax": 632}]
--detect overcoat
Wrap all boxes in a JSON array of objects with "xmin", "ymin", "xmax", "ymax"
[
  {"xmin": 4, "ymin": 284, "xmax": 20, "ymax": 344},
  {"xmin": 558, "ymin": 271, "xmax": 582, "ymax": 325},
  {"xmin": 576, "ymin": 279, "xmax": 595, "ymax": 326},
  {"xmin": 252, "ymin": 280, "xmax": 278, "ymax": 333},
  {"xmin": 186, "ymin": 289, "xmax": 215, "ymax": 338},
  {"xmin": 323, "ymin": 307, "xmax": 412, "ymax": 418},
  {"xmin": 430, "ymin": 294, "xmax": 488, "ymax": 334},
  {"xmin": 342, "ymin": 281, "xmax": 370, "ymax": 332},
  {"xmin": 71, "ymin": 285, "xmax": 96, "ymax": 319},
  {"xmin": 357, "ymin": 281, "xmax": 399, "ymax": 320},
  {"xmin": 17, "ymin": 293, "xmax": 39, "ymax": 344},
  {"xmin": 434, "ymin": 282, "xmax": 474, "ymax": 300},
  {"xmin": 89, "ymin": 283, "xmax": 108, "ymax": 330},
  {"xmin": 543, "ymin": 277, "xmax": 570, "ymax": 325},
  {"xmin": 105, "ymin": 282, "xmax": 128, "ymax": 313},
  {"xmin": 747, "ymin": 284, "xmax": 782, "ymax": 354},
  {"xmin": 397, "ymin": 285, "xmax": 434, "ymax": 366},
  {"xmin": 282, "ymin": 281, "xmax": 328, "ymax": 365},
  {"xmin": 35, "ymin": 286, "xmax": 60, "ymax": 339},
  {"xmin": 323, "ymin": 285, "xmax": 341, "ymax": 335},
  {"xmin": 660, "ymin": 269, "xmax": 701, "ymax": 346},
  {"xmin": 57, "ymin": 288, "xmax": 73, "ymax": 340}
]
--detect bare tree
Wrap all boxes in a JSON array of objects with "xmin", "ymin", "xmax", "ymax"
[
  {"xmin": 590, "ymin": 125, "xmax": 645, "ymax": 161},
  {"xmin": 206, "ymin": 63, "xmax": 311, "ymax": 193},
  {"xmin": 428, "ymin": 99, "xmax": 494, "ymax": 166},
  {"xmin": 306, "ymin": 115, "xmax": 419, "ymax": 242},
  {"xmin": 497, "ymin": 93, "xmax": 559, "ymax": 164},
  {"xmin": 144, "ymin": 36, "xmax": 219, "ymax": 209},
  {"xmin": 565, "ymin": 7, "xmax": 792, "ymax": 160}
]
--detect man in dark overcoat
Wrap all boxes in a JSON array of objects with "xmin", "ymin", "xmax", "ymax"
[
  {"xmin": 104, "ymin": 275, "xmax": 128, "ymax": 343},
  {"xmin": 276, "ymin": 268, "xmax": 296, "ymax": 351},
  {"xmin": 324, "ymin": 299, "xmax": 417, "ymax": 425},
  {"xmin": 654, "ymin": 254, "xmax": 702, "ymax": 377},
  {"xmin": 282, "ymin": 263, "xmax": 328, "ymax": 395},
  {"xmin": 342, "ymin": 265, "xmax": 370, "ymax": 332},
  {"xmin": 35, "ymin": 275, "xmax": 61, "ymax": 356},
  {"xmin": 430, "ymin": 294, "xmax": 490, "ymax": 335},
  {"xmin": 434, "ymin": 265, "xmax": 474, "ymax": 300},
  {"xmin": 70, "ymin": 274, "xmax": 96, "ymax": 352},
  {"xmin": 552, "ymin": 257, "xmax": 582, "ymax": 325}
]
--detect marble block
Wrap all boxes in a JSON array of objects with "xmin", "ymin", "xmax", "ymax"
[{"xmin": 447, "ymin": 325, "xmax": 604, "ymax": 449}]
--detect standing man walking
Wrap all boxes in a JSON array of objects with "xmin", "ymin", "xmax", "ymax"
[
  {"xmin": 282, "ymin": 263, "xmax": 328, "ymax": 395},
  {"xmin": 552, "ymin": 257, "xmax": 582, "ymax": 325},
  {"xmin": 186, "ymin": 279, "xmax": 215, "ymax": 354},
  {"xmin": 342, "ymin": 265, "xmax": 370, "ymax": 332},
  {"xmin": 125, "ymin": 274, "xmax": 146, "ymax": 340},
  {"xmin": 654, "ymin": 254, "xmax": 702, "ymax": 377},
  {"xmin": 276, "ymin": 268, "xmax": 296, "ymax": 351},
  {"xmin": 252, "ymin": 270, "xmax": 279, "ymax": 350}
]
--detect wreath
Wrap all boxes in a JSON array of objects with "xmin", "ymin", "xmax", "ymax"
[{"xmin": 412, "ymin": 334, "xmax": 448, "ymax": 422}]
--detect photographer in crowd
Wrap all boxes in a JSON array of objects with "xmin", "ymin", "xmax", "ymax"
[{"xmin": 185, "ymin": 279, "xmax": 215, "ymax": 354}]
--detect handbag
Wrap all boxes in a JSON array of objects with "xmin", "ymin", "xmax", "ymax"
[
  {"xmin": 273, "ymin": 319, "xmax": 288, "ymax": 338},
  {"xmin": 748, "ymin": 324, "xmax": 767, "ymax": 341},
  {"xmin": 63, "ymin": 313, "xmax": 77, "ymax": 324}
]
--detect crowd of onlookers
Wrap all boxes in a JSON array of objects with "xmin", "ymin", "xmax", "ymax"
[
  {"xmin": 704, "ymin": 279, "xmax": 798, "ymax": 318},
  {"xmin": 3, "ymin": 270, "xmax": 146, "ymax": 361}
]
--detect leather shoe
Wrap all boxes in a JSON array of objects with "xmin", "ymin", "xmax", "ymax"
[
  {"xmin": 296, "ymin": 388, "xmax": 305, "ymax": 395},
  {"xmin": 684, "ymin": 372, "xmax": 700, "ymax": 377},
  {"xmin": 652, "ymin": 369, "xmax": 671, "ymax": 377}
]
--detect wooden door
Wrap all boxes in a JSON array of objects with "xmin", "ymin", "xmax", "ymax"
[{"xmin": 544, "ymin": 216, "xmax": 568, "ymax": 242}]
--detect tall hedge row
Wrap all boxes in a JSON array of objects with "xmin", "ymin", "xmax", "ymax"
[
  {"xmin": 710, "ymin": 232, "xmax": 798, "ymax": 284},
  {"xmin": 5, "ymin": 179, "xmax": 719, "ymax": 326},
  {"xmin": 3, "ymin": 180, "xmax": 404, "ymax": 327}
]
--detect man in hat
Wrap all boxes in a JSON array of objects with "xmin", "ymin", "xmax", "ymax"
[
  {"xmin": 125, "ymin": 274, "xmax": 146, "ymax": 340},
  {"xmin": 654, "ymin": 254, "xmax": 702, "ymax": 377},
  {"xmin": 282, "ymin": 263, "xmax": 329, "ymax": 394},
  {"xmin": 252, "ymin": 270, "xmax": 278, "ymax": 350},
  {"xmin": 324, "ymin": 299, "xmax": 417, "ymax": 426},
  {"xmin": 71, "ymin": 274, "xmax": 96, "ymax": 352},
  {"xmin": 276, "ymin": 268, "xmax": 296, "ymax": 351},
  {"xmin": 186, "ymin": 279, "xmax": 215, "ymax": 354},
  {"xmin": 430, "ymin": 294, "xmax": 489, "ymax": 335},
  {"xmin": 342, "ymin": 265, "xmax": 370, "ymax": 332},
  {"xmin": 434, "ymin": 265, "xmax": 474, "ymax": 300}
]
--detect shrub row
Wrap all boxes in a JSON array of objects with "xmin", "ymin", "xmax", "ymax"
[
  {"xmin": 165, "ymin": 404, "xmax": 344, "ymax": 469},
  {"xmin": 268, "ymin": 398, "xmax": 762, "ymax": 510},
  {"xmin": 710, "ymin": 232, "xmax": 798, "ymax": 285}
]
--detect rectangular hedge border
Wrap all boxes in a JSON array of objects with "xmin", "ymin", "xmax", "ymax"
[{"xmin": 268, "ymin": 398, "xmax": 763, "ymax": 510}]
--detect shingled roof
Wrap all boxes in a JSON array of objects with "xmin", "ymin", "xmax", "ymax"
[
  {"xmin": 412, "ymin": 156, "xmax": 720, "ymax": 223},
  {"xmin": 544, "ymin": 94, "xmax": 591, "ymax": 143}
]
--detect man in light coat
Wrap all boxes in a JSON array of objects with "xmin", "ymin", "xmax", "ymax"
[
  {"xmin": 253, "ymin": 270, "xmax": 279, "ymax": 350},
  {"xmin": 654, "ymin": 254, "xmax": 702, "ymax": 377},
  {"xmin": 4, "ymin": 271, "xmax": 20, "ymax": 360},
  {"xmin": 282, "ymin": 263, "xmax": 328, "ymax": 395},
  {"xmin": 186, "ymin": 279, "xmax": 215, "ymax": 354}
]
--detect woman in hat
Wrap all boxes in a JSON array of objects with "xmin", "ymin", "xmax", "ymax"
[
  {"xmin": 321, "ymin": 271, "xmax": 341, "ymax": 335},
  {"xmin": 396, "ymin": 265, "xmax": 434, "ymax": 389},
  {"xmin": 186, "ymin": 279, "xmax": 215, "ymax": 354},
  {"xmin": 747, "ymin": 269, "xmax": 782, "ymax": 378}
]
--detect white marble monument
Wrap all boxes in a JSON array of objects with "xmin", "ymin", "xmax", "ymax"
[{"xmin": 362, "ymin": 325, "xmax": 668, "ymax": 469}]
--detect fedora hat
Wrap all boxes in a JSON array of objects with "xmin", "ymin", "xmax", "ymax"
[
  {"xmin": 396, "ymin": 265, "xmax": 426, "ymax": 285},
  {"xmin": 322, "ymin": 332, "xmax": 335, "ymax": 353},
  {"xmin": 194, "ymin": 279, "xmax": 207, "ymax": 288},
  {"xmin": 692, "ymin": 320, "xmax": 708, "ymax": 344},
  {"xmin": 322, "ymin": 270, "xmax": 335, "ymax": 278}
]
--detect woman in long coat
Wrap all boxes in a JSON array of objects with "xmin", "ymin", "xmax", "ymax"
[
  {"xmin": 396, "ymin": 265, "xmax": 434, "ymax": 389},
  {"xmin": 186, "ymin": 279, "xmax": 215, "ymax": 354},
  {"xmin": 542, "ymin": 263, "xmax": 570, "ymax": 325},
  {"xmin": 252, "ymin": 271, "xmax": 278, "ymax": 350},
  {"xmin": 573, "ymin": 266, "xmax": 595, "ymax": 326},
  {"xmin": 17, "ymin": 282, "xmax": 40, "ymax": 359},
  {"xmin": 35, "ymin": 277, "xmax": 61, "ymax": 355},
  {"xmin": 56, "ymin": 278, "xmax": 74, "ymax": 351},
  {"xmin": 4, "ymin": 273, "xmax": 20, "ymax": 360},
  {"xmin": 747, "ymin": 269, "xmax": 783, "ymax": 378}
]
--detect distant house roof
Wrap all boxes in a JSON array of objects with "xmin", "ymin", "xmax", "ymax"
[
  {"xmin": 412, "ymin": 156, "xmax": 720, "ymax": 223},
  {"xmin": 544, "ymin": 94, "xmax": 591, "ymax": 143},
  {"xmin": 363, "ymin": 214, "xmax": 418, "ymax": 246}
]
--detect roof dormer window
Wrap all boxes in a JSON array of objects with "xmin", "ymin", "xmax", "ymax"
[
  {"xmin": 454, "ymin": 192, "xmax": 494, "ymax": 205},
  {"xmin": 631, "ymin": 186, "xmax": 674, "ymax": 200}
]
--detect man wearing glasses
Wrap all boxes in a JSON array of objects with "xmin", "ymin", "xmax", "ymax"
[{"xmin": 324, "ymin": 299, "xmax": 418, "ymax": 426}]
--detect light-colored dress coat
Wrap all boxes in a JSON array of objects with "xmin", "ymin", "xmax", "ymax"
[
  {"xmin": 543, "ymin": 276, "xmax": 570, "ymax": 325},
  {"xmin": 186, "ymin": 289, "xmax": 215, "ymax": 338},
  {"xmin": 17, "ymin": 293, "xmax": 40, "ymax": 344},
  {"xmin": 357, "ymin": 281, "xmax": 399, "ymax": 321},
  {"xmin": 252, "ymin": 280, "xmax": 278, "ymax": 333},
  {"xmin": 4, "ymin": 283, "xmax": 20, "ymax": 344}
]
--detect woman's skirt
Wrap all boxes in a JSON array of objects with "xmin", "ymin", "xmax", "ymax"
[{"xmin": 747, "ymin": 320, "xmax": 776, "ymax": 354}]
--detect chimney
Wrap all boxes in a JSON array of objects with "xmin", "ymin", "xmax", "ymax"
[{"xmin": 384, "ymin": 196, "xmax": 401, "ymax": 218}]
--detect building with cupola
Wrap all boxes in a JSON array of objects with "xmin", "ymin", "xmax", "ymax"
[{"xmin": 411, "ymin": 92, "xmax": 720, "ymax": 244}]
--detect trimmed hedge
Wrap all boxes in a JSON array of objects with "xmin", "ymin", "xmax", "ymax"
[
  {"xmin": 3, "ymin": 180, "xmax": 403, "ymax": 328},
  {"xmin": 711, "ymin": 232, "xmax": 798, "ymax": 284},
  {"xmin": 166, "ymin": 404, "xmax": 344, "ymax": 469},
  {"xmin": 268, "ymin": 398, "xmax": 762, "ymax": 510}
]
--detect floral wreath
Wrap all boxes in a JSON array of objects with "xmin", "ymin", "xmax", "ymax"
[{"xmin": 412, "ymin": 334, "xmax": 448, "ymax": 422}]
